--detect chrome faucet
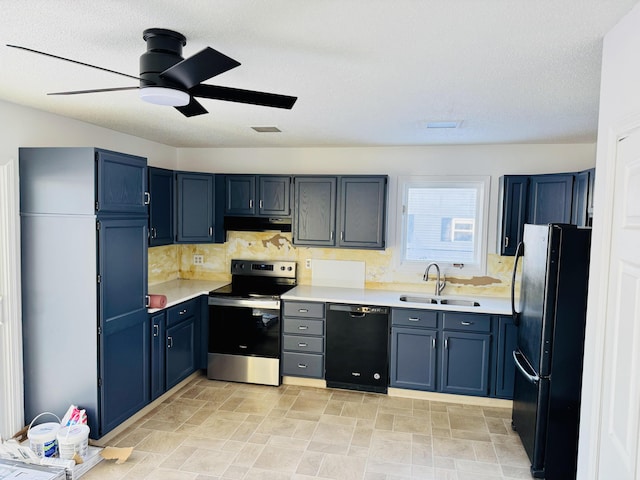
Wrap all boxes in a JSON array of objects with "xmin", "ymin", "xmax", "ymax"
[{"xmin": 423, "ymin": 263, "xmax": 446, "ymax": 296}]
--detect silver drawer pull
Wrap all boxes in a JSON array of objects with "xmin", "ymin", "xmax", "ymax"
[
  {"xmin": 239, "ymin": 345, "xmax": 248, "ymax": 349},
  {"xmin": 153, "ymin": 324, "xmax": 159, "ymax": 337},
  {"xmin": 297, "ymin": 363, "xmax": 308, "ymax": 369},
  {"xmin": 167, "ymin": 336, "xmax": 173, "ymax": 348},
  {"xmin": 298, "ymin": 325, "xmax": 308, "ymax": 330},
  {"xmin": 179, "ymin": 309, "xmax": 187, "ymax": 315},
  {"xmin": 408, "ymin": 317, "xmax": 420, "ymax": 322},
  {"xmin": 298, "ymin": 342, "xmax": 308, "ymax": 347},
  {"xmin": 461, "ymin": 321, "xmax": 473, "ymax": 326},
  {"xmin": 298, "ymin": 309, "xmax": 308, "ymax": 313}
]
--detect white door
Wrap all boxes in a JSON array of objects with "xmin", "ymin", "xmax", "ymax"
[{"xmin": 597, "ymin": 128, "xmax": 640, "ymax": 479}]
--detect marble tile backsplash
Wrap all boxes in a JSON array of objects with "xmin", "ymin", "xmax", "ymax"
[{"xmin": 148, "ymin": 231, "xmax": 516, "ymax": 298}]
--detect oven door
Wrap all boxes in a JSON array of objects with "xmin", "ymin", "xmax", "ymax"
[{"xmin": 208, "ymin": 297, "xmax": 281, "ymax": 358}]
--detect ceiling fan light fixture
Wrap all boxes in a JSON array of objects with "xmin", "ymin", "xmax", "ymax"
[{"xmin": 139, "ymin": 87, "xmax": 190, "ymax": 107}]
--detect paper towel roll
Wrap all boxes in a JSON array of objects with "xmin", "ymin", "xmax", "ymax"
[{"xmin": 148, "ymin": 294, "xmax": 167, "ymax": 309}]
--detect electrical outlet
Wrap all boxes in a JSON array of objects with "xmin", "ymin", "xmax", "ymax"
[
  {"xmin": 305, "ymin": 259, "xmax": 312, "ymax": 269},
  {"xmin": 193, "ymin": 254, "xmax": 204, "ymax": 265}
]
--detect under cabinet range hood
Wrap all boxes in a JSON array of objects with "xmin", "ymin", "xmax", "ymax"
[{"xmin": 223, "ymin": 216, "xmax": 292, "ymax": 233}]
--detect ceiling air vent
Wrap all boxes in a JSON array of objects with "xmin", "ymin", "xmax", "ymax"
[{"xmin": 251, "ymin": 126, "xmax": 282, "ymax": 133}]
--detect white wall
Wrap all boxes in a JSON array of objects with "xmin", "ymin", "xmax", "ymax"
[
  {"xmin": 178, "ymin": 144, "xmax": 596, "ymax": 253},
  {"xmin": 0, "ymin": 99, "xmax": 178, "ymax": 169},
  {"xmin": 578, "ymin": 2, "xmax": 640, "ymax": 477}
]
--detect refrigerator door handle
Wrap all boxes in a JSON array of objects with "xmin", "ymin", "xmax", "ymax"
[
  {"xmin": 513, "ymin": 350, "xmax": 539, "ymax": 385},
  {"xmin": 511, "ymin": 241, "xmax": 525, "ymax": 326}
]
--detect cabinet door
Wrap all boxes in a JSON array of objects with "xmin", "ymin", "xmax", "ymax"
[
  {"xmin": 259, "ymin": 176, "xmax": 291, "ymax": 216},
  {"xmin": 338, "ymin": 176, "xmax": 387, "ymax": 249},
  {"xmin": 293, "ymin": 177, "xmax": 337, "ymax": 246},
  {"xmin": 176, "ymin": 172, "xmax": 214, "ymax": 243},
  {"xmin": 148, "ymin": 167, "xmax": 174, "ymax": 246},
  {"xmin": 390, "ymin": 327, "xmax": 437, "ymax": 391},
  {"xmin": 98, "ymin": 217, "xmax": 149, "ymax": 436},
  {"xmin": 527, "ymin": 174, "xmax": 574, "ymax": 225},
  {"xmin": 150, "ymin": 312, "xmax": 165, "ymax": 400},
  {"xmin": 166, "ymin": 318, "xmax": 196, "ymax": 389},
  {"xmin": 495, "ymin": 316, "xmax": 518, "ymax": 399},
  {"xmin": 499, "ymin": 175, "xmax": 529, "ymax": 256},
  {"xmin": 226, "ymin": 175, "xmax": 256, "ymax": 215},
  {"xmin": 441, "ymin": 331, "xmax": 491, "ymax": 396},
  {"xmin": 96, "ymin": 149, "xmax": 148, "ymax": 215}
]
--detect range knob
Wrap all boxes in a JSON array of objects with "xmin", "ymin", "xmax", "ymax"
[
  {"xmin": 287, "ymin": 266, "xmax": 293, "ymax": 271},
  {"xmin": 280, "ymin": 266, "xmax": 286, "ymax": 271}
]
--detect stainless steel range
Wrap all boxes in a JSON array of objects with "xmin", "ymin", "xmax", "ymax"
[{"xmin": 207, "ymin": 259, "xmax": 297, "ymax": 386}]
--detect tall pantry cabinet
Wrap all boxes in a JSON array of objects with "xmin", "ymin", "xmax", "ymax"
[{"xmin": 20, "ymin": 147, "xmax": 149, "ymax": 438}]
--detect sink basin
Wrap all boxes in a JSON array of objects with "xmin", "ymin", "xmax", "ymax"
[
  {"xmin": 439, "ymin": 298, "xmax": 481, "ymax": 307},
  {"xmin": 399, "ymin": 295, "xmax": 438, "ymax": 304},
  {"xmin": 399, "ymin": 295, "xmax": 481, "ymax": 307}
]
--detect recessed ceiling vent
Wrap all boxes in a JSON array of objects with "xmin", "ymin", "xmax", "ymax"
[
  {"xmin": 425, "ymin": 120, "xmax": 463, "ymax": 129},
  {"xmin": 251, "ymin": 126, "xmax": 282, "ymax": 133}
]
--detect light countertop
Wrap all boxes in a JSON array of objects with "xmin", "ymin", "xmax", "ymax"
[
  {"xmin": 281, "ymin": 285, "xmax": 512, "ymax": 315},
  {"xmin": 148, "ymin": 279, "xmax": 228, "ymax": 312}
]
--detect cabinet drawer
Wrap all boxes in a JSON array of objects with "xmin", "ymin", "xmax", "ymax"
[
  {"xmin": 166, "ymin": 298, "xmax": 198, "ymax": 327},
  {"xmin": 392, "ymin": 308, "xmax": 438, "ymax": 328},
  {"xmin": 283, "ymin": 301, "xmax": 325, "ymax": 319},
  {"xmin": 442, "ymin": 312, "xmax": 491, "ymax": 332},
  {"xmin": 283, "ymin": 318, "xmax": 325, "ymax": 336},
  {"xmin": 283, "ymin": 335, "xmax": 324, "ymax": 353},
  {"xmin": 282, "ymin": 352, "xmax": 324, "ymax": 378}
]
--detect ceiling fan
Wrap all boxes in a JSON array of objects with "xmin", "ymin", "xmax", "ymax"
[{"xmin": 7, "ymin": 28, "xmax": 298, "ymax": 117}]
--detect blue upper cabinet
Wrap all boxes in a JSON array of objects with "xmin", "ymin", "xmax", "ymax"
[
  {"xmin": 499, "ymin": 175, "xmax": 529, "ymax": 256},
  {"xmin": 572, "ymin": 168, "xmax": 595, "ymax": 227},
  {"xmin": 293, "ymin": 176, "xmax": 337, "ymax": 246},
  {"xmin": 338, "ymin": 176, "xmax": 387, "ymax": 249},
  {"xmin": 96, "ymin": 149, "xmax": 148, "ymax": 215},
  {"xmin": 527, "ymin": 173, "xmax": 574, "ymax": 225},
  {"xmin": 176, "ymin": 172, "xmax": 224, "ymax": 243},
  {"xmin": 225, "ymin": 175, "xmax": 291, "ymax": 216},
  {"xmin": 148, "ymin": 167, "xmax": 174, "ymax": 246}
]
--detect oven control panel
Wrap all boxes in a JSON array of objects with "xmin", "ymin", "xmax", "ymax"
[{"xmin": 231, "ymin": 259, "xmax": 297, "ymax": 278}]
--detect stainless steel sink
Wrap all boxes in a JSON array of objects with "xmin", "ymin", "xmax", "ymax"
[
  {"xmin": 399, "ymin": 295, "xmax": 480, "ymax": 307},
  {"xmin": 399, "ymin": 295, "xmax": 438, "ymax": 304}
]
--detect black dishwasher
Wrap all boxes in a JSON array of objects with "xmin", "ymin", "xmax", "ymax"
[{"xmin": 325, "ymin": 304, "xmax": 389, "ymax": 393}]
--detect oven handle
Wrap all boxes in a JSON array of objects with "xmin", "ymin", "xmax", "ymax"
[{"xmin": 208, "ymin": 297, "xmax": 281, "ymax": 310}]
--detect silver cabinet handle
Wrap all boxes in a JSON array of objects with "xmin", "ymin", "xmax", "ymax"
[
  {"xmin": 239, "ymin": 345, "xmax": 248, "ymax": 349},
  {"xmin": 444, "ymin": 338, "xmax": 449, "ymax": 349},
  {"xmin": 167, "ymin": 336, "xmax": 173, "ymax": 348},
  {"xmin": 144, "ymin": 192, "xmax": 150, "ymax": 205},
  {"xmin": 408, "ymin": 317, "xmax": 420, "ymax": 322},
  {"xmin": 504, "ymin": 236, "xmax": 509, "ymax": 248},
  {"xmin": 259, "ymin": 200, "xmax": 263, "ymax": 208},
  {"xmin": 340, "ymin": 231, "xmax": 344, "ymax": 241},
  {"xmin": 153, "ymin": 324, "xmax": 159, "ymax": 337},
  {"xmin": 209, "ymin": 226, "xmax": 213, "ymax": 237},
  {"xmin": 298, "ymin": 342, "xmax": 308, "ymax": 347},
  {"xmin": 145, "ymin": 295, "xmax": 150, "ymax": 307},
  {"xmin": 297, "ymin": 363, "xmax": 307, "ymax": 369},
  {"xmin": 179, "ymin": 309, "xmax": 187, "ymax": 315},
  {"xmin": 298, "ymin": 325, "xmax": 308, "ymax": 330},
  {"xmin": 461, "ymin": 321, "xmax": 473, "ymax": 326},
  {"xmin": 330, "ymin": 231, "xmax": 334, "ymax": 241},
  {"xmin": 298, "ymin": 309, "xmax": 308, "ymax": 313},
  {"xmin": 432, "ymin": 337, "xmax": 436, "ymax": 349},
  {"xmin": 151, "ymin": 227, "xmax": 157, "ymax": 239},
  {"xmin": 249, "ymin": 199, "xmax": 253, "ymax": 209}
]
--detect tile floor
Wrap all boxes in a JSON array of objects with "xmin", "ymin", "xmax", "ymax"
[{"xmin": 86, "ymin": 375, "xmax": 530, "ymax": 480}]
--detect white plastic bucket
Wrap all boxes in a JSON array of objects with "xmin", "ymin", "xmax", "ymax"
[
  {"xmin": 57, "ymin": 424, "xmax": 90, "ymax": 460},
  {"xmin": 27, "ymin": 412, "xmax": 61, "ymax": 458}
]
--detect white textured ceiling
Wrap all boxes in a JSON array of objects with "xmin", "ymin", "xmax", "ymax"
[{"xmin": 1, "ymin": 0, "xmax": 637, "ymax": 148}]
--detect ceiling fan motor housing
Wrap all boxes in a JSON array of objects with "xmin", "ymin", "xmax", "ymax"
[{"xmin": 140, "ymin": 28, "xmax": 186, "ymax": 89}]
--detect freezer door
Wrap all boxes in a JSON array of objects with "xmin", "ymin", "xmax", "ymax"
[
  {"xmin": 517, "ymin": 224, "xmax": 560, "ymax": 377},
  {"xmin": 512, "ymin": 348, "xmax": 549, "ymax": 478}
]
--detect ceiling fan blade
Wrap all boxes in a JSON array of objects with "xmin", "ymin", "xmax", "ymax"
[
  {"xmin": 7, "ymin": 44, "xmax": 141, "ymax": 81},
  {"xmin": 190, "ymin": 84, "xmax": 297, "ymax": 109},
  {"xmin": 47, "ymin": 86, "xmax": 139, "ymax": 96},
  {"xmin": 161, "ymin": 47, "xmax": 241, "ymax": 90},
  {"xmin": 175, "ymin": 97, "xmax": 208, "ymax": 117}
]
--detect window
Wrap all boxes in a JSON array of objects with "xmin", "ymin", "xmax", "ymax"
[{"xmin": 398, "ymin": 176, "xmax": 490, "ymax": 274}]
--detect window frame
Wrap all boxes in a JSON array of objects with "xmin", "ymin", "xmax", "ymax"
[{"xmin": 395, "ymin": 175, "xmax": 490, "ymax": 276}]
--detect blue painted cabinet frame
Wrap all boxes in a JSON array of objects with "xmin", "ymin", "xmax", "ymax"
[{"xmin": 148, "ymin": 167, "xmax": 174, "ymax": 246}]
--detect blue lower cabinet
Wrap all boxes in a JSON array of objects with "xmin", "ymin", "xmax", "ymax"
[
  {"xmin": 166, "ymin": 316, "xmax": 196, "ymax": 390},
  {"xmin": 495, "ymin": 316, "xmax": 518, "ymax": 399},
  {"xmin": 440, "ymin": 331, "xmax": 491, "ymax": 396},
  {"xmin": 150, "ymin": 312, "xmax": 166, "ymax": 400},
  {"xmin": 390, "ymin": 327, "xmax": 437, "ymax": 391}
]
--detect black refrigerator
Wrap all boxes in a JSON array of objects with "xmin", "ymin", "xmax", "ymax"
[{"xmin": 511, "ymin": 223, "xmax": 591, "ymax": 480}]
